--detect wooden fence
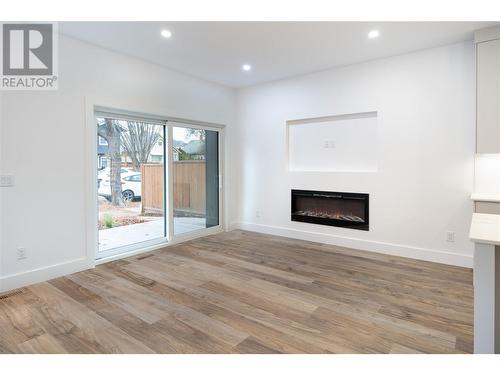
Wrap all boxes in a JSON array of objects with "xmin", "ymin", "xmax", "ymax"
[
  {"xmin": 140, "ymin": 164, "xmax": 164, "ymax": 215},
  {"xmin": 141, "ymin": 161, "xmax": 206, "ymax": 215}
]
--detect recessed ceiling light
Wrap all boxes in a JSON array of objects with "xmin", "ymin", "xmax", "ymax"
[
  {"xmin": 242, "ymin": 64, "xmax": 252, "ymax": 71},
  {"xmin": 161, "ymin": 29, "xmax": 172, "ymax": 39},
  {"xmin": 368, "ymin": 30, "xmax": 380, "ymax": 39}
]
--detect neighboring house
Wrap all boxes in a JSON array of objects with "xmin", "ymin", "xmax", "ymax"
[
  {"xmin": 173, "ymin": 139, "xmax": 186, "ymax": 161},
  {"xmin": 173, "ymin": 147, "xmax": 180, "ymax": 161},
  {"xmin": 97, "ymin": 136, "xmax": 109, "ymax": 169},
  {"xmin": 97, "ymin": 135, "xmax": 165, "ymax": 168},
  {"xmin": 97, "ymin": 134, "xmax": 204, "ymax": 167},
  {"xmin": 148, "ymin": 139, "xmax": 164, "ymax": 163},
  {"xmin": 180, "ymin": 140, "xmax": 206, "ymax": 160}
]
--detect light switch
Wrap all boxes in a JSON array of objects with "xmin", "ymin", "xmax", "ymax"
[{"xmin": 0, "ymin": 174, "xmax": 15, "ymax": 187}]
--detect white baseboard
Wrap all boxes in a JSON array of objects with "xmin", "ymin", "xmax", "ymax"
[
  {"xmin": 231, "ymin": 221, "xmax": 473, "ymax": 268},
  {"xmin": 0, "ymin": 258, "xmax": 94, "ymax": 293},
  {"xmin": 0, "ymin": 223, "xmax": 472, "ymax": 293},
  {"xmin": 96, "ymin": 226, "xmax": 225, "ymax": 266},
  {"xmin": 0, "ymin": 226, "xmax": 226, "ymax": 293}
]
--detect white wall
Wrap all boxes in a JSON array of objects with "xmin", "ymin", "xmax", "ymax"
[
  {"xmin": 288, "ymin": 113, "xmax": 378, "ymax": 172},
  {"xmin": 0, "ymin": 37, "xmax": 477, "ymax": 293},
  {"xmin": 233, "ymin": 42, "xmax": 475, "ymax": 267},
  {"xmin": 0, "ymin": 35, "xmax": 236, "ymax": 291},
  {"xmin": 474, "ymin": 154, "xmax": 500, "ymax": 196}
]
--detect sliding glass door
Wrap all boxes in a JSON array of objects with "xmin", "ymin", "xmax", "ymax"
[
  {"xmin": 172, "ymin": 125, "xmax": 219, "ymax": 236},
  {"xmin": 95, "ymin": 113, "xmax": 222, "ymax": 259},
  {"xmin": 96, "ymin": 115, "xmax": 166, "ymax": 258}
]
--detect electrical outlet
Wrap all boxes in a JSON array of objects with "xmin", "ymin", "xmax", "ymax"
[
  {"xmin": 446, "ymin": 231, "xmax": 455, "ymax": 243},
  {"xmin": 0, "ymin": 174, "xmax": 15, "ymax": 187},
  {"xmin": 323, "ymin": 140, "xmax": 336, "ymax": 149},
  {"xmin": 16, "ymin": 247, "xmax": 27, "ymax": 260},
  {"xmin": 255, "ymin": 210, "xmax": 261, "ymax": 219}
]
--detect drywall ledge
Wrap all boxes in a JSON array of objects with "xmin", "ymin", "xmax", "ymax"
[
  {"xmin": 230, "ymin": 222, "xmax": 473, "ymax": 268},
  {"xmin": 235, "ymin": 42, "xmax": 474, "ymax": 271},
  {"xmin": 287, "ymin": 111, "xmax": 378, "ymax": 173}
]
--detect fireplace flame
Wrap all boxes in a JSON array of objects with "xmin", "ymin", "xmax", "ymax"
[{"xmin": 293, "ymin": 210, "xmax": 364, "ymax": 222}]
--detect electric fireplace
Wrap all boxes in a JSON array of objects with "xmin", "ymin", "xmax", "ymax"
[{"xmin": 291, "ymin": 189, "xmax": 369, "ymax": 230}]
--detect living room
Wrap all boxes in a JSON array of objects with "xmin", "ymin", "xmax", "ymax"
[{"xmin": 1, "ymin": 0, "xmax": 500, "ymax": 372}]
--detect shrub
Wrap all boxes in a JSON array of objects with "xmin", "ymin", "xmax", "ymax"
[{"xmin": 103, "ymin": 213, "xmax": 114, "ymax": 229}]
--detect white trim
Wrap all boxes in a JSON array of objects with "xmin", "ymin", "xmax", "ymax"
[
  {"xmin": 95, "ymin": 241, "xmax": 169, "ymax": 266},
  {"xmin": 167, "ymin": 125, "xmax": 174, "ymax": 240},
  {"xmin": 96, "ymin": 225, "xmax": 224, "ymax": 266},
  {"xmin": 84, "ymin": 98, "xmax": 99, "ymax": 266},
  {"xmin": 85, "ymin": 96, "xmax": 227, "ymax": 267},
  {"xmin": 287, "ymin": 111, "xmax": 378, "ymax": 126},
  {"xmin": 95, "ymin": 106, "xmax": 225, "ymax": 130},
  {"xmin": 471, "ymin": 193, "xmax": 500, "ymax": 203},
  {"xmin": 475, "ymin": 25, "xmax": 500, "ymax": 44},
  {"xmin": 221, "ymin": 127, "xmax": 229, "ymax": 232},
  {"xmin": 219, "ymin": 127, "xmax": 227, "ymax": 231},
  {"xmin": 168, "ymin": 120, "xmax": 224, "ymax": 132},
  {"xmin": 95, "ymin": 109, "xmax": 168, "ymax": 126},
  {"xmin": 0, "ymin": 225, "xmax": 225, "ymax": 292},
  {"xmin": 172, "ymin": 224, "xmax": 224, "ymax": 243},
  {"xmin": 0, "ymin": 258, "xmax": 93, "ymax": 293},
  {"xmin": 230, "ymin": 221, "xmax": 473, "ymax": 268},
  {"xmin": 96, "ymin": 236, "xmax": 168, "ymax": 260}
]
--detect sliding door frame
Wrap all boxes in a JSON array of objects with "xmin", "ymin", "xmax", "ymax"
[
  {"xmin": 94, "ymin": 112, "xmax": 168, "ymax": 260},
  {"xmin": 85, "ymin": 97, "xmax": 226, "ymax": 266},
  {"xmin": 168, "ymin": 121, "xmax": 224, "ymax": 241}
]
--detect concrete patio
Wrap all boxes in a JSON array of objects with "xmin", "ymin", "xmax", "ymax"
[{"xmin": 98, "ymin": 217, "xmax": 206, "ymax": 253}]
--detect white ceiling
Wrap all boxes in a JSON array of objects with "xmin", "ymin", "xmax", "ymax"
[{"xmin": 60, "ymin": 22, "xmax": 497, "ymax": 88}]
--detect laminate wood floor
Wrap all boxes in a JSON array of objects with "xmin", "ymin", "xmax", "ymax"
[{"xmin": 0, "ymin": 230, "xmax": 474, "ymax": 354}]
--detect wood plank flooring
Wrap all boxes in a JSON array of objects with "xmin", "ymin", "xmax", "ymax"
[{"xmin": 0, "ymin": 230, "xmax": 474, "ymax": 353}]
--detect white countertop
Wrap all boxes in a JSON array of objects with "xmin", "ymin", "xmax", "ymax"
[
  {"xmin": 470, "ymin": 193, "xmax": 500, "ymax": 203},
  {"xmin": 470, "ymin": 213, "xmax": 500, "ymax": 245}
]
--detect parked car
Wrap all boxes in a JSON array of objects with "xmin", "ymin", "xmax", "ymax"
[
  {"xmin": 97, "ymin": 167, "xmax": 136, "ymax": 181},
  {"xmin": 97, "ymin": 167, "xmax": 137, "ymax": 191},
  {"xmin": 98, "ymin": 172, "xmax": 142, "ymax": 202}
]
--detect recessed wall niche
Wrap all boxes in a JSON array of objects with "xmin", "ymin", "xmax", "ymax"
[{"xmin": 287, "ymin": 111, "xmax": 378, "ymax": 172}]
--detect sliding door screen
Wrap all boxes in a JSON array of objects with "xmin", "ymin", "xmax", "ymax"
[
  {"xmin": 172, "ymin": 126, "xmax": 219, "ymax": 235},
  {"xmin": 97, "ymin": 116, "xmax": 166, "ymax": 256}
]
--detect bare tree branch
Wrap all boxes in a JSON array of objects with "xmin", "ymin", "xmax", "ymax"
[{"xmin": 121, "ymin": 121, "xmax": 161, "ymax": 170}]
